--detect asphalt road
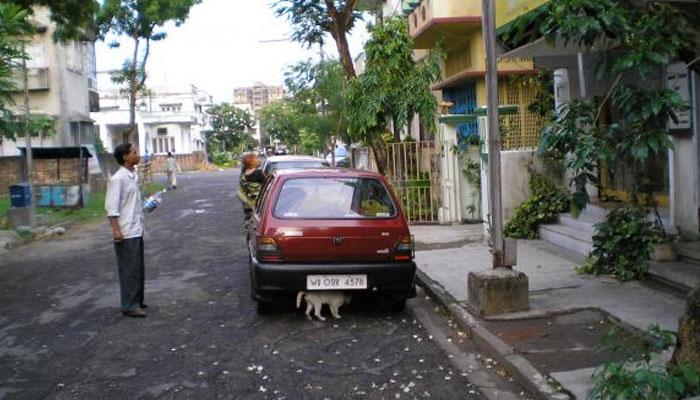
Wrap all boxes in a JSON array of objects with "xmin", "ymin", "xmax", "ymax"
[{"xmin": 0, "ymin": 170, "xmax": 518, "ymax": 400}]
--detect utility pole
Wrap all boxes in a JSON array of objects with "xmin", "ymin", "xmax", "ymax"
[
  {"xmin": 467, "ymin": 0, "xmax": 528, "ymax": 316},
  {"xmin": 21, "ymin": 41, "xmax": 36, "ymax": 228},
  {"xmin": 482, "ymin": 0, "xmax": 504, "ymax": 268}
]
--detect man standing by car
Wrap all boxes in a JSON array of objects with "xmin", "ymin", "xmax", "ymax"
[{"xmin": 106, "ymin": 143, "xmax": 148, "ymax": 318}]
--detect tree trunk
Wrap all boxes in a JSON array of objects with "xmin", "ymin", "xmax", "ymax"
[
  {"xmin": 128, "ymin": 38, "xmax": 140, "ymax": 136},
  {"xmin": 334, "ymin": 27, "xmax": 356, "ymax": 78},
  {"xmin": 324, "ymin": 0, "xmax": 357, "ymax": 79},
  {"xmin": 371, "ymin": 140, "xmax": 386, "ymax": 176},
  {"xmin": 671, "ymin": 285, "xmax": 700, "ymax": 373}
]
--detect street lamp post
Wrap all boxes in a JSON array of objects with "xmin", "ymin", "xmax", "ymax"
[
  {"xmin": 482, "ymin": 0, "xmax": 504, "ymax": 268},
  {"xmin": 465, "ymin": 0, "xmax": 529, "ymax": 316}
]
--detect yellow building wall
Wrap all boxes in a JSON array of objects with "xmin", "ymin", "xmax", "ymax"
[
  {"xmin": 431, "ymin": 0, "xmax": 482, "ymax": 18},
  {"xmin": 495, "ymin": 0, "xmax": 550, "ymax": 28}
]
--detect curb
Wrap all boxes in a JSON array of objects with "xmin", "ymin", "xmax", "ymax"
[{"xmin": 415, "ymin": 269, "xmax": 570, "ymax": 400}]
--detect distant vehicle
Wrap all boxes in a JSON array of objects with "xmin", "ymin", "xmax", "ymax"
[
  {"xmin": 261, "ymin": 155, "xmax": 329, "ymax": 176},
  {"xmin": 247, "ymin": 168, "xmax": 416, "ymax": 314}
]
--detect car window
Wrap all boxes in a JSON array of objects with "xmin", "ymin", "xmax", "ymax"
[
  {"xmin": 268, "ymin": 161, "xmax": 327, "ymax": 174},
  {"xmin": 255, "ymin": 176, "xmax": 274, "ymax": 214},
  {"xmin": 273, "ymin": 177, "xmax": 397, "ymax": 219}
]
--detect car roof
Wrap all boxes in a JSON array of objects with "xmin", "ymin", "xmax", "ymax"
[
  {"xmin": 265, "ymin": 155, "xmax": 326, "ymax": 163},
  {"xmin": 273, "ymin": 168, "xmax": 384, "ymax": 179}
]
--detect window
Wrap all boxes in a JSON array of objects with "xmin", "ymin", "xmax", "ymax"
[
  {"xmin": 265, "ymin": 161, "xmax": 328, "ymax": 175},
  {"xmin": 157, "ymin": 127, "xmax": 168, "ymax": 135},
  {"xmin": 152, "ymin": 137, "xmax": 174, "ymax": 154},
  {"xmin": 273, "ymin": 178, "xmax": 396, "ymax": 219},
  {"xmin": 160, "ymin": 103, "xmax": 182, "ymax": 112},
  {"xmin": 64, "ymin": 41, "xmax": 84, "ymax": 72}
]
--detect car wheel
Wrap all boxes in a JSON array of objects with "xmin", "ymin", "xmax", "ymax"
[{"xmin": 256, "ymin": 301, "xmax": 274, "ymax": 315}]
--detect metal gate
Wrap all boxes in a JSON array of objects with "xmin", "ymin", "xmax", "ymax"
[{"xmin": 385, "ymin": 141, "xmax": 441, "ymax": 224}]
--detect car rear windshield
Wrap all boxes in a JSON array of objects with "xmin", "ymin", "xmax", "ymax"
[
  {"xmin": 268, "ymin": 161, "xmax": 327, "ymax": 173},
  {"xmin": 273, "ymin": 177, "xmax": 397, "ymax": 219}
]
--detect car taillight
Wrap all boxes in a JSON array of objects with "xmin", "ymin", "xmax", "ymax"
[
  {"xmin": 257, "ymin": 236, "xmax": 283, "ymax": 262},
  {"xmin": 393, "ymin": 235, "xmax": 414, "ymax": 262}
]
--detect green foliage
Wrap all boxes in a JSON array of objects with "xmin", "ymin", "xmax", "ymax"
[
  {"xmin": 0, "ymin": 3, "xmax": 33, "ymax": 142},
  {"xmin": 345, "ymin": 17, "xmax": 443, "ymax": 172},
  {"xmin": 577, "ymin": 207, "xmax": 661, "ymax": 281},
  {"xmin": 589, "ymin": 325, "xmax": 700, "ymax": 400},
  {"xmin": 206, "ymin": 104, "xmax": 254, "ymax": 153},
  {"xmin": 460, "ymin": 154, "xmax": 481, "ymax": 222},
  {"xmin": 511, "ymin": 0, "xmax": 692, "ymax": 216},
  {"xmin": 273, "ymin": 0, "xmax": 360, "ymax": 77},
  {"xmin": 97, "ymin": 0, "xmax": 201, "ymax": 127},
  {"xmin": 504, "ymin": 173, "xmax": 570, "ymax": 239},
  {"xmin": 208, "ymin": 151, "xmax": 237, "ymax": 168},
  {"xmin": 263, "ymin": 59, "xmax": 348, "ymax": 155},
  {"xmin": 8, "ymin": 0, "xmax": 99, "ymax": 41},
  {"xmin": 273, "ymin": 0, "xmax": 361, "ymax": 50},
  {"xmin": 539, "ymin": 99, "xmax": 603, "ymax": 216},
  {"xmin": 260, "ymin": 100, "xmax": 300, "ymax": 149},
  {"xmin": 97, "ymin": 0, "xmax": 201, "ymax": 40}
]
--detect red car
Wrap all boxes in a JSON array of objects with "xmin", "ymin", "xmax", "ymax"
[{"xmin": 247, "ymin": 169, "xmax": 416, "ymax": 314}]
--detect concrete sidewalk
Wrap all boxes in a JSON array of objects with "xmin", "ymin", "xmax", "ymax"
[{"xmin": 410, "ymin": 224, "xmax": 688, "ymax": 399}]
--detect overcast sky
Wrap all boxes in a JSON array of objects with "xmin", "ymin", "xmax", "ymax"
[{"xmin": 96, "ymin": 0, "xmax": 369, "ymax": 103}]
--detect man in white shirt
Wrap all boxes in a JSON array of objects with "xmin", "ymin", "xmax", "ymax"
[
  {"xmin": 164, "ymin": 151, "xmax": 179, "ymax": 190},
  {"xmin": 105, "ymin": 143, "xmax": 148, "ymax": 318}
]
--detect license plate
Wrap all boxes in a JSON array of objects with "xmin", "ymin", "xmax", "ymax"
[{"xmin": 306, "ymin": 274, "xmax": 367, "ymax": 290}]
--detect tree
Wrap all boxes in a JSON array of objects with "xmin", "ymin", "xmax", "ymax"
[
  {"xmin": 345, "ymin": 17, "xmax": 442, "ymax": 174},
  {"xmin": 206, "ymin": 104, "xmax": 254, "ymax": 153},
  {"xmin": 8, "ymin": 0, "xmax": 99, "ymax": 41},
  {"xmin": 284, "ymin": 59, "xmax": 348, "ymax": 157},
  {"xmin": 274, "ymin": 0, "xmax": 361, "ymax": 78},
  {"xmin": 259, "ymin": 100, "xmax": 301, "ymax": 150},
  {"xmin": 97, "ymin": 0, "xmax": 201, "ymax": 139},
  {"xmin": 0, "ymin": 3, "xmax": 33, "ymax": 143}
]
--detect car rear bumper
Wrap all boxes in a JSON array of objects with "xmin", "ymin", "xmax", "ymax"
[{"xmin": 250, "ymin": 259, "xmax": 417, "ymax": 302}]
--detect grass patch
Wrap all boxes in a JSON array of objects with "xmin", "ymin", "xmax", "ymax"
[
  {"xmin": 38, "ymin": 191, "xmax": 107, "ymax": 226},
  {"xmin": 143, "ymin": 182, "xmax": 165, "ymax": 195},
  {"xmin": 0, "ymin": 182, "xmax": 166, "ymax": 229},
  {"xmin": 0, "ymin": 195, "xmax": 9, "ymax": 229}
]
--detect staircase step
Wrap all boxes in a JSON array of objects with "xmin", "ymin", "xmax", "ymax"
[
  {"xmin": 539, "ymin": 224, "xmax": 593, "ymax": 257},
  {"xmin": 648, "ymin": 260, "xmax": 700, "ymax": 295},
  {"xmin": 558, "ymin": 213, "xmax": 601, "ymax": 234},
  {"xmin": 676, "ymin": 242, "xmax": 700, "ymax": 266},
  {"xmin": 582, "ymin": 204, "xmax": 610, "ymax": 219}
]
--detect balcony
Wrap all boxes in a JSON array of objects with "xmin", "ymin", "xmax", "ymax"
[{"xmin": 408, "ymin": 0, "xmax": 482, "ymax": 49}]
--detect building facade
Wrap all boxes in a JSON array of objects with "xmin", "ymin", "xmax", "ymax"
[
  {"xmin": 497, "ymin": 0, "xmax": 700, "ymax": 237},
  {"xmin": 396, "ymin": 0, "xmax": 547, "ymax": 224},
  {"xmin": 233, "ymin": 82, "xmax": 284, "ymax": 115},
  {"xmin": 91, "ymin": 77, "xmax": 212, "ymax": 158},
  {"xmin": 1, "ymin": 6, "xmax": 98, "ymax": 156}
]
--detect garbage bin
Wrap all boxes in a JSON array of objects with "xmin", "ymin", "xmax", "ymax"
[{"xmin": 9, "ymin": 183, "xmax": 32, "ymax": 208}]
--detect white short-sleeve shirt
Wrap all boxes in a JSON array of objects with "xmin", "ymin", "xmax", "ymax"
[{"xmin": 105, "ymin": 166, "xmax": 144, "ymax": 239}]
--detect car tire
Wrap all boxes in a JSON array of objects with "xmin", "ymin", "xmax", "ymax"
[{"xmin": 256, "ymin": 301, "xmax": 274, "ymax": 315}]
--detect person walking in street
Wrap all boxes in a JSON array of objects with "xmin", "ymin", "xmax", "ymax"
[
  {"xmin": 165, "ymin": 152, "xmax": 179, "ymax": 190},
  {"xmin": 106, "ymin": 143, "xmax": 148, "ymax": 318},
  {"xmin": 238, "ymin": 152, "xmax": 266, "ymax": 222}
]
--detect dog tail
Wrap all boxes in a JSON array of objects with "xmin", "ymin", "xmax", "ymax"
[{"xmin": 296, "ymin": 291, "xmax": 305, "ymax": 308}]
